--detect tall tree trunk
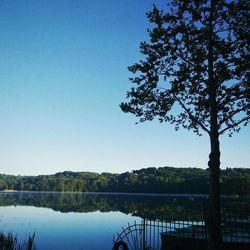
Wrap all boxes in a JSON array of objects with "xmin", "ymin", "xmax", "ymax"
[
  {"xmin": 208, "ymin": 134, "xmax": 222, "ymax": 250},
  {"xmin": 207, "ymin": 1, "xmax": 222, "ymax": 250}
]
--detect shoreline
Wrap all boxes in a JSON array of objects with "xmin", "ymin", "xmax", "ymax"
[{"xmin": 0, "ymin": 190, "xmax": 248, "ymax": 198}]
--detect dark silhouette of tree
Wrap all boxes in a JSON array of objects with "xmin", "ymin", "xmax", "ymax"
[{"xmin": 120, "ymin": 1, "xmax": 250, "ymax": 249}]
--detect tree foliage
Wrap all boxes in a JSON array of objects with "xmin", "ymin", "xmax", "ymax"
[
  {"xmin": 121, "ymin": 0, "xmax": 249, "ymax": 136},
  {"xmin": 0, "ymin": 167, "xmax": 249, "ymax": 196}
]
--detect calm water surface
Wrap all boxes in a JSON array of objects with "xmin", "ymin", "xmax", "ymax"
[{"xmin": 0, "ymin": 192, "xmax": 209, "ymax": 250}]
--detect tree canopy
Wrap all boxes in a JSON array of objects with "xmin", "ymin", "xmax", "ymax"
[{"xmin": 121, "ymin": 0, "xmax": 249, "ymax": 136}]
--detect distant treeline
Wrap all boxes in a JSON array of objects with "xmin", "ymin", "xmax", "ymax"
[{"xmin": 0, "ymin": 167, "xmax": 249, "ymax": 195}]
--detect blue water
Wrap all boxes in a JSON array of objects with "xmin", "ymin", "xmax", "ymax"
[
  {"xmin": 0, "ymin": 205, "xmax": 141, "ymax": 250},
  {"xmin": 0, "ymin": 192, "xmax": 211, "ymax": 249}
]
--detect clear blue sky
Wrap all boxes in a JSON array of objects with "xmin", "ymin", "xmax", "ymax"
[{"xmin": 0, "ymin": 0, "xmax": 249, "ymax": 176}]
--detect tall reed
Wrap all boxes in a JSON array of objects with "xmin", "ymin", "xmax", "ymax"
[{"xmin": 0, "ymin": 232, "xmax": 36, "ymax": 250}]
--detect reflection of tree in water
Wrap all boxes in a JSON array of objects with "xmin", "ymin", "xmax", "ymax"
[{"xmin": 0, "ymin": 192, "xmax": 246, "ymax": 221}]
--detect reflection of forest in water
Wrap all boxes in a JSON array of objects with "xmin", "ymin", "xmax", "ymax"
[{"xmin": 0, "ymin": 192, "xmax": 247, "ymax": 221}]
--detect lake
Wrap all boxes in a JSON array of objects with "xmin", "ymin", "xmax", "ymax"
[{"xmin": 0, "ymin": 192, "xmax": 241, "ymax": 250}]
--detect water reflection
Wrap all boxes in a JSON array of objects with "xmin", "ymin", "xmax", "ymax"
[
  {"xmin": 0, "ymin": 192, "xmax": 248, "ymax": 250},
  {"xmin": 0, "ymin": 192, "xmax": 207, "ymax": 220}
]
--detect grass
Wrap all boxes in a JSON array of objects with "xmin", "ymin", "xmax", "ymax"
[{"xmin": 0, "ymin": 232, "xmax": 36, "ymax": 250}]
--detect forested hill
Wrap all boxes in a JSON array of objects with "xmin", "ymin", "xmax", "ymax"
[{"xmin": 0, "ymin": 167, "xmax": 249, "ymax": 196}]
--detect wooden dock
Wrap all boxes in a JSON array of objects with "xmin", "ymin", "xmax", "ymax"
[{"xmin": 161, "ymin": 211, "xmax": 250, "ymax": 250}]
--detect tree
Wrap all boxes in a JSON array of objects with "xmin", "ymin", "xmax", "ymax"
[{"xmin": 120, "ymin": 1, "xmax": 250, "ymax": 249}]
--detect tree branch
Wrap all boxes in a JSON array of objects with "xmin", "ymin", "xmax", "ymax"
[
  {"xmin": 172, "ymin": 93, "xmax": 210, "ymax": 134},
  {"xmin": 218, "ymin": 92, "xmax": 248, "ymax": 107},
  {"xmin": 175, "ymin": 51, "xmax": 197, "ymax": 68},
  {"xmin": 218, "ymin": 104, "xmax": 250, "ymax": 126},
  {"xmin": 214, "ymin": 27, "xmax": 233, "ymax": 34},
  {"xmin": 219, "ymin": 116, "xmax": 250, "ymax": 135},
  {"xmin": 212, "ymin": 14, "xmax": 227, "ymax": 27},
  {"xmin": 172, "ymin": 37, "xmax": 197, "ymax": 68}
]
